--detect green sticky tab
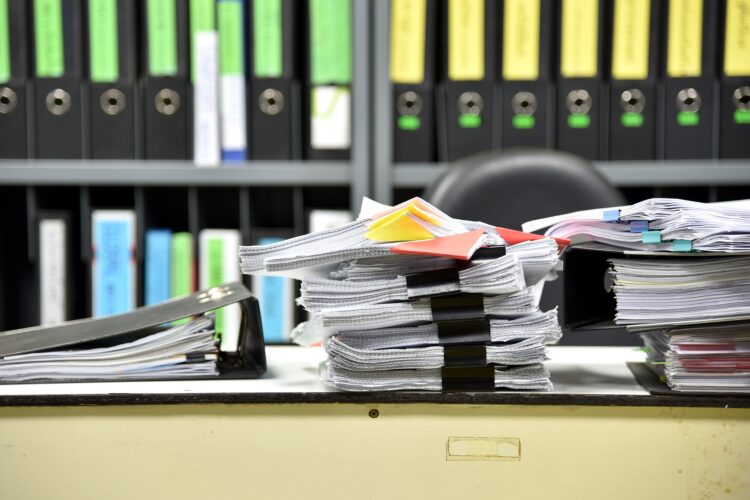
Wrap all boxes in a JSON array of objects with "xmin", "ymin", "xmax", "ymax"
[
  {"xmin": 253, "ymin": 0, "xmax": 282, "ymax": 77},
  {"xmin": 34, "ymin": 0, "xmax": 65, "ymax": 77},
  {"xmin": 398, "ymin": 115, "xmax": 421, "ymax": 130},
  {"xmin": 310, "ymin": 0, "xmax": 351, "ymax": 85},
  {"xmin": 677, "ymin": 111, "xmax": 699, "ymax": 126},
  {"xmin": 190, "ymin": 0, "xmax": 216, "ymax": 83},
  {"xmin": 458, "ymin": 114, "xmax": 481, "ymax": 128},
  {"xmin": 88, "ymin": 0, "xmax": 119, "ymax": 82},
  {"xmin": 673, "ymin": 239, "xmax": 692, "ymax": 252},
  {"xmin": 735, "ymin": 109, "xmax": 750, "ymax": 124},
  {"xmin": 567, "ymin": 114, "xmax": 590, "ymax": 128},
  {"xmin": 642, "ymin": 230, "xmax": 661, "ymax": 244},
  {"xmin": 218, "ymin": 0, "xmax": 243, "ymax": 76},
  {"xmin": 512, "ymin": 115, "xmax": 535, "ymax": 129},
  {"xmin": 621, "ymin": 112, "xmax": 644, "ymax": 127},
  {"xmin": 207, "ymin": 238, "xmax": 225, "ymax": 336},
  {"xmin": 0, "ymin": 0, "xmax": 10, "ymax": 84},
  {"xmin": 147, "ymin": 0, "xmax": 178, "ymax": 76}
]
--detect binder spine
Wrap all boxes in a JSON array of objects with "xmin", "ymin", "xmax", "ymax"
[
  {"xmin": 0, "ymin": 0, "xmax": 28, "ymax": 159},
  {"xmin": 218, "ymin": 0, "xmax": 247, "ymax": 162},
  {"xmin": 719, "ymin": 0, "xmax": 750, "ymax": 159}
]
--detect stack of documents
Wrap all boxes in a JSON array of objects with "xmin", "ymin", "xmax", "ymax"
[{"xmin": 241, "ymin": 197, "xmax": 563, "ymax": 392}]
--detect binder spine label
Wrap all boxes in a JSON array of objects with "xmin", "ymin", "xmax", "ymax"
[
  {"xmin": 218, "ymin": 0, "xmax": 247, "ymax": 160},
  {"xmin": 34, "ymin": 0, "xmax": 65, "ymax": 77},
  {"xmin": 253, "ymin": 0, "xmax": 282, "ymax": 77},
  {"xmin": 0, "ymin": 0, "xmax": 9, "ymax": 83},
  {"xmin": 503, "ymin": 0, "xmax": 540, "ymax": 80},
  {"xmin": 724, "ymin": 0, "xmax": 750, "ymax": 76},
  {"xmin": 39, "ymin": 219, "xmax": 67, "ymax": 325},
  {"xmin": 147, "ymin": 0, "xmax": 178, "ymax": 76},
  {"xmin": 311, "ymin": 86, "xmax": 351, "ymax": 149},
  {"xmin": 667, "ymin": 0, "xmax": 703, "ymax": 77},
  {"xmin": 190, "ymin": 0, "xmax": 216, "ymax": 83},
  {"xmin": 207, "ymin": 238, "xmax": 226, "ymax": 334},
  {"xmin": 560, "ymin": 0, "xmax": 599, "ymax": 78},
  {"xmin": 310, "ymin": 0, "xmax": 352, "ymax": 85},
  {"xmin": 93, "ymin": 214, "xmax": 136, "ymax": 317},
  {"xmin": 390, "ymin": 0, "xmax": 426, "ymax": 84},
  {"xmin": 193, "ymin": 30, "xmax": 221, "ymax": 165},
  {"xmin": 611, "ymin": 0, "xmax": 651, "ymax": 80},
  {"xmin": 448, "ymin": 0, "xmax": 484, "ymax": 80},
  {"xmin": 145, "ymin": 230, "xmax": 171, "ymax": 305},
  {"xmin": 171, "ymin": 232, "xmax": 194, "ymax": 298},
  {"xmin": 89, "ymin": 0, "xmax": 119, "ymax": 82}
]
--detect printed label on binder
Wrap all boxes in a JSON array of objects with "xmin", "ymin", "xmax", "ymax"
[
  {"xmin": 89, "ymin": 0, "xmax": 119, "ymax": 82},
  {"xmin": 390, "ymin": 0, "xmax": 426, "ymax": 84},
  {"xmin": 724, "ymin": 0, "xmax": 750, "ymax": 76},
  {"xmin": 311, "ymin": 86, "xmax": 351, "ymax": 149},
  {"xmin": 253, "ymin": 0, "xmax": 282, "ymax": 77},
  {"xmin": 448, "ymin": 0, "xmax": 484, "ymax": 80},
  {"xmin": 560, "ymin": 0, "xmax": 599, "ymax": 78},
  {"xmin": 503, "ymin": 0, "xmax": 540, "ymax": 80},
  {"xmin": 310, "ymin": 0, "xmax": 352, "ymax": 85},
  {"xmin": 147, "ymin": 0, "xmax": 178, "ymax": 76},
  {"xmin": 667, "ymin": 0, "xmax": 703, "ymax": 77},
  {"xmin": 611, "ymin": 0, "xmax": 651, "ymax": 80},
  {"xmin": 34, "ymin": 0, "xmax": 65, "ymax": 77},
  {"xmin": 0, "ymin": 0, "xmax": 10, "ymax": 84},
  {"xmin": 190, "ymin": 0, "xmax": 216, "ymax": 83}
]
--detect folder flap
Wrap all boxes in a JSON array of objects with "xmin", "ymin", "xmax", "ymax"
[
  {"xmin": 391, "ymin": 229, "xmax": 486, "ymax": 259},
  {"xmin": 560, "ymin": 0, "xmax": 600, "ymax": 78},
  {"xmin": 0, "ymin": 283, "xmax": 253, "ymax": 358},
  {"xmin": 496, "ymin": 227, "xmax": 570, "ymax": 247}
]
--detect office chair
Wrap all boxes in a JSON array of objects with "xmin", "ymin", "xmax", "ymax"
[{"xmin": 424, "ymin": 148, "xmax": 635, "ymax": 346}]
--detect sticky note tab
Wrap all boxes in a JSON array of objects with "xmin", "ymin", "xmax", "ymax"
[
  {"xmin": 34, "ymin": 0, "xmax": 65, "ymax": 78},
  {"xmin": 390, "ymin": 0, "xmax": 426, "ymax": 84},
  {"xmin": 667, "ymin": 0, "xmax": 703, "ymax": 77},
  {"xmin": 310, "ymin": 0, "xmax": 352, "ymax": 85},
  {"xmin": 673, "ymin": 239, "xmax": 692, "ymax": 252},
  {"xmin": 366, "ymin": 213, "xmax": 435, "ymax": 242},
  {"xmin": 642, "ymin": 230, "xmax": 661, "ymax": 243},
  {"xmin": 89, "ymin": 0, "xmax": 119, "ymax": 83},
  {"xmin": 448, "ymin": 0, "xmax": 484, "ymax": 80},
  {"xmin": 724, "ymin": 0, "xmax": 750, "ymax": 76},
  {"xmin": 603, "ymin": 210, "xmax": 620, "ymax": 221},
  {"xmin": 560, "ymin": 0, "xmax": 599, "ymax": 78},
  {"xmin": 503, "ymin": 0, "xmax": 540, "ymax": 80},
  {"xmin": 0, "ymin": 0, "xmax": 10, "ymax": 84},
  {"xmin": 630, "ymin": 220, "xmax": 649, "ymax": 233},
  {"xmin": 147, "ymin": 0, "xmax": 178, "ymax": 77},
  {"xmin": 611, "ymin": 0, "xmax": 651, "ymax": 80}
]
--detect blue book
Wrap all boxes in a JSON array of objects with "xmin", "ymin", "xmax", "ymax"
[
  {"xmin": 252, "ymin": 236, "xmax": 294, "ymax": 343},
  {"xmin": 145, "ymin": 229, "xmax": 172, "ymax": 305},
  {"xmin": 92, "ymin": 210, "xmax": 137, "ymax": 317}
]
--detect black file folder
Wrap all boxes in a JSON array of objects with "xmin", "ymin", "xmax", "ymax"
[
  {"xmin": 556, "ymin": 0, "xmax": 605, "ymax": 160},
  {"xmin": 87, "ymin": 0, "xmax": 137, "ymax": 159},
  {"xmin": 499, "ymin": 0, "xmax": 554, "ymax": 149},
  {"xmin": 719, "ymin": 0, "xmax": 750, "ymax": 159},
  {"xmin": 607, "ymin": 0, "xmax": 661, "ymax": 160},
  {"xmin": 0, "ymin": 283, "xmax": 267, "ymax": 381},
  {"xmin": 0, "ymin": 0, "xmax": 28, "ymax": 159},
  {"xmin": 662, "ymin": 0, "xmax": 718, "ymax": 160},
  {"xmin": 141, "ymin": 0, "xmax": 190, "ymax": 160},
  {"xmin": 439, "ymin": 0, "xmax": 496, "ymax": 162},
  {"xmin": 390, "ymin": 0, "xmax": 437, "ymax": 163},
  {"xmin": 248, "ymin": 0, "xmax": 299, "ymax": 160},
  {"xmin": 31, "ymin": 0, "xmax": 85, "ymax": 159}
]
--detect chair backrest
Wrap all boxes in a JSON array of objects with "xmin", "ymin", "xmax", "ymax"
[{"xmin": 424, "ymin": 149, "xmax": 637, "ymax": 346}]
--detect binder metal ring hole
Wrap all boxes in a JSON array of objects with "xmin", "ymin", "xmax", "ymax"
[
  {"xmin": 458, "ymin": 91, "xmax": 483, "ymax": 115},
  {"xmin": 259, "ymin": 88, "xmax": 285, "ymax": 115},
  {"xmin": 0, "ymin": 87, "xmax": 17, "ymax": 114},
  {"xmin": 733, "ymin": 86, "xmax": 750, "ymax": 110},
  {"xmin": 620, "ymin": 89, "xmax": 645, "ymax": 113},
  {"xmin": 511, "ymin": 92, "xmax": 537, "ymax": 115},
  {"xmin": 397, "ymin": 91, "xmax": 423, "ymax": 116},
  {"xmin": 100, "ymin": 89, "xmax": 127, "ymax": 116},
  {"xmin": 155, "ymin": 89, "xmax": 181, "ymax": 115},
  {"xmin": 676, "ymin": 88, "xmax": 701, "ymax": 113},
  {"xmin": 566, "ymin": 89, "xmax": 591, "ymax": 115},
  {"xmin": 46, "ymin": 89, "xmax": 71, "ymax": 116}
]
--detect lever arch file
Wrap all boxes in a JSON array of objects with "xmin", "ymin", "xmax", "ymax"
[
  {"xmin": 0, "ymin": 0, "xmax": 28, "ymax": 159},
  {"xmin": 719, "ymin": 0, "xmax": 750, "ymax": 159}
]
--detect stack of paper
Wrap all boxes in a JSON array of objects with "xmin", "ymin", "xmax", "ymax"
[{"xmin": 241, "ymin": 197, "xmax": 563, "ymax": 392}]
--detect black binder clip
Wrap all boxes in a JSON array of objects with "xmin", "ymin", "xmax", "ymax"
[{"xmin": 430, "ymin": 294, "xmax": 485, "ymax": 322}]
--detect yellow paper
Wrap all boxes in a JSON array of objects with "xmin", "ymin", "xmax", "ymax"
[
  {"xmin": 611, "ymin": 0, "xmax": 651, "ymax": 80},
  {"xmin": 366, "ymin": 213, "xmax": 435, "ymax": 242},
  {"xmin": 560, "ymin": 0, "xmax": 599, "ymax": 78},
  {"xmin": 368, "ymin": 203, "xmax": 441, "ymax": 233},
  {"xmin": 390, "ymin": 0, "xmax": 426, "ymax": 83},
  {"xmin": 724, "ymin": 0, "xmax": 750, "ymax": 76},
  {"xmin": 503, "ymin": 0, "xmax": 541, "ymax": 80},
  {"xmin": 448, "ymin": 0, "xmax": 484, "ymax": 80},
  {"xmin": 667, "ymin": 0, "xmax": 703, "ymax": 77}
]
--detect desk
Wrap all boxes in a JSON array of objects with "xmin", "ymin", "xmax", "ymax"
[{"xmin": 1, "ymin": 347, "xmax": 748, "ymax": 500}]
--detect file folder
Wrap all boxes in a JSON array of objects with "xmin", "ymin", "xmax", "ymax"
[
  {"xmin": 0, "ymin": 0, "xmax": 28, "ymax": 159},
  {"xmin": 662, "ymin": 0, "xmax": 718, "ymax": 160},
  {"xmin": 439, "ymin": 0, "xmax": 496, "ymax": 161},
  {"xmin": 145, "ymin": 228, "xmax": 172, "ymax": 305},
  {"xmin": 607, "ymin": 0, "xmax": 661, "ymax": 160},
  {"xmin": 500, "ymin": 0, "xmax": 554, "ymax": 149},
  {"xmin": 390, "ymin": 0, "xmax": 437, "ymax": 163},
  {"xmin": 218, "ymin": 0, "xmax": 247, "ymax": 162},
  {"xmin": 31, "ymin": 0, "xmax": 85, "ymax": 159},
  {"xmin": 719, "ymin": 0, "xmax": 750, "ymax": 159},
  {"xmin": 190, "ymin": 0, "xmax": 220, "ymax": 166},
  {"xmin": 248, "ymin": 0, "xmax": 299, "ymax": 159},
  {"xmin": 141, "ymin": 0, "xmax": 190, "ymax": 160},
  {"xmin": 252, "ymin": 236, "xmax": 294, "ymax": 343},
  {"xmin": 305, "ymin": 0, "xmax": 352, "ymax": 160},
  {"xmin": 556, "ymin": 0, "xmax": 605, "ymax": 160},
  {"xmin": 37, "ymin": 211, "xmax": 71, "ymax": 325},
  {"xmin": 87, "ymin": 0, "xmax": 137, "ymax": 159},
  {"xmin": 91, "ymin": 210, "xmax": 137, "ymax": 318}
]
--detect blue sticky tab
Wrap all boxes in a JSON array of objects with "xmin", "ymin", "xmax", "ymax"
[
  {"xmin": 673, "ymin": 240, "xmax": 692, "ymax": 252},
  {"xmin": 603, "ymin": 210, "xmax": 620, "ymax": 222},
  {"xmin": 630, "ymin": 220, "xmax": 649, "ymax": 233},
  {"xmin": 642, "ymin": 231, "xmax": 662, "ymax": 244}
]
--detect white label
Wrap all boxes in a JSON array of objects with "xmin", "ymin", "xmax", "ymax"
[
  {"xmin": 311, "ymin": 86, "xmax": 351, "ymax": 150},
  {"xmin": 39, "ymin": 219, "xmax": 66, "ymax": 325},
  {"xmin": 221, "ymin": 74, "xmax": 247, "ymax": 154},
  {"xmin": 194, "ymin": 31, "xmax": 221, "ymax": 167}
]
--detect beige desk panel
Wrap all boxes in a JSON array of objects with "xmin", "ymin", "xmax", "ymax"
[{"xmin": 1, "ymin": 404, "xmax": 749, "ymax": 500}]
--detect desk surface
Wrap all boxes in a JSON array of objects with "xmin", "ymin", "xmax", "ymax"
[{"xmin": 0, "ymin": 346, "xmax": 747, "ymax": 408}]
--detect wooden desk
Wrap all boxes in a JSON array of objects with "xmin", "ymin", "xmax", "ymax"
[{"xmin": 1, "ymin": 347, "xmax": 748, "ymax": 500}]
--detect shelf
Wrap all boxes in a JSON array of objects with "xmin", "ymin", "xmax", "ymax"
[
  {"xmin": 391, "ymin": 160, "xmax": 750, "ymax": 189},
  {"xmin": 0, "ymin": 161, "xmax": 353, "ymax": 186}
]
